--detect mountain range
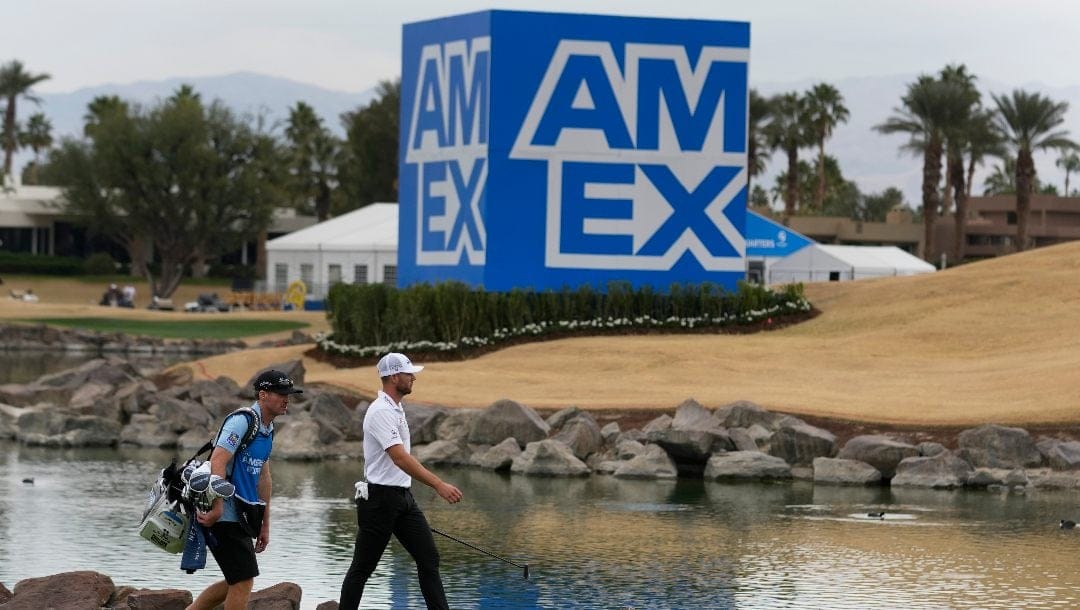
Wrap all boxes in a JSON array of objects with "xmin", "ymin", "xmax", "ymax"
[{"xmin": 20, "ymin": 71, "xmax": 1080, "ymax": 206}]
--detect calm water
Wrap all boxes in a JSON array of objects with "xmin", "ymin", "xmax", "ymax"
[
  {"xmin": 2, "ymin": 442, "xmax": 1080, "ymax": 609},
  {"xmin": 0, "ymin": 350, "xmax": 186, "ymax": 385}
]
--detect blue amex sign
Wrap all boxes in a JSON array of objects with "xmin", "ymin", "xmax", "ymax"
[{"xmin": 399, "ymin": 11, "xmax": 750, "ymax": 292}]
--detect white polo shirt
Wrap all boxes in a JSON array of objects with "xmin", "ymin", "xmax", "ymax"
[{"xmin": 363, "ymin": 390, "xmax": 412, "ymax": 487}]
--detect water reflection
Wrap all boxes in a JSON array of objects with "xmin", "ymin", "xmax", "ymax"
[
  {"xmin": 2, "ymin": 443, "xmax": 1080, "ymax": 609},
  {"xmin": 0, "ymin": 350, "xmax": 188, "ymax": 385}
]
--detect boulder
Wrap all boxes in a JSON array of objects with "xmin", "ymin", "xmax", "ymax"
[
  {"xmin": 727, "ymin": 427, "xmax": 762, "ymax": 452},
  {"xmin": 837, "ymin": 435, "xmax": 919, "ymax": 479},
  {"xmin": 1037, "ymin": 439, "xmax": 1080, "ymax": 470},
  {"xmin": 552, "ymin": 413, "xmax": 602, "ymax": 460},
  {"xmin": 273, "ymin": 415, "xmax": 326, "ymax": 460},
  {"xmin": 413, "ymin": 440, "xmax": 473, "ymax": 466},
  {"xmin": 612, "ymin": 444, "xmax": 678, "ymax": 479},
  {"xmin": 546, "ymin": 406, "xmax": 585, "ymax": 431},
  {"xmin": 767, "ymin": 418, "xmax": 837, "ymax": 466},
  {"xmin": 148, "ymin": 397, "xmax": 213, "ymax": 434},
  {"xmin": 8, "ymin": 570, "xmax": 114, "ymax": 610},
  {"xmin": 248, "ymin": 581, "xmax": 303, "ymax": 609},
  {"xmin": 316, "ymin": 601, "xmax": 340, "ymax": 610},
  {"xmin": 66, "ymin": 381, "xmax": 117, "ymax": 414},
  {"xmin": 473, "ymin": 438, "xmax": 522, "ymax": 471},
  {"xmin": 510, "ymin": 439, "xmax": 590, "ymax": 477},
  {"xmin": 436, "ymin": 408, "xmax": 480, "ymax": 442},
  {"xmin": 600, "ymin": 422, "xmax": 620, "ymax": 444},
  {"xmin": 616, "ymin": 439, "xmax": 646, "ymax": 459},
  {"xmin": 0, "ymin": 582, "xmax": 11, "ymax": 604},
  {"xmin": 125, "ymin": 588, "xmax": 193, "ymax": 609},
  {"xmin": 647, "ymin": 428, "xmax": 731, "ymax": 463},
  {"xmin": 704, "ymin": 451, "xmax": 792, "ymax": 481},
  {"xmin": 812, "ymin": 457, "xmax": 882, "ymax": 486},
  {"xmin": 467, "ymin": 399, "xmax": 550, "ymax": 447},
  {"xmin": 120, "ymin": 414, "xmax": 180, "ymax": 448},
  {"xmin": 1004, "ymin": 468, "xmax": 1030, "ymax": 487},
  {"xmin": 917, "ymin": 442, "xmax": 948, "ymax": 457},
  {"xmin": 642, "ymin": 414, "xmax": 672, "ymax": 433},
  {"xmin": 0, "ymin": 403, "xmax": 28, "ymax": 440},
  {"xmin": 310, "ymin": 393, "xmax": 361, "ymax": 441},
  {"xmin": 968, "ymin": 468, "xmax": 1006, "ymax": 488},
  {"xmin": 671, "ymin": 399, "xmax": 723, "ymax": 431},
  {"xmin": 16, "ymin": 409, "xmax": 119, "ymax": 447},
  {"xmin": 113, "ymin": 379, "xmax": 159, "ymax": 418},
  {"xmin": 891, "ymin": 452, "xmax": 974, "ymax": 489},
  {"xmin": 957, "ymin": 424, "xmax": 1042, "ymax": 469},
  {"xmin": 718, "ymin": 401, "xmax": 786, "ymax": 430},
  {"xmin": 404, "ymin": 403, "xmax": 447, "ymax": 444}
]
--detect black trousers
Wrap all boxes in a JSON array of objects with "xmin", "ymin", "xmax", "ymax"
[{"xmin": 339, "ymin": 484, "xmax": 449, "ymax": 610}]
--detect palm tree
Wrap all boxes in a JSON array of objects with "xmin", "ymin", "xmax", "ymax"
[
  {"xmin": 804, "ymin": 83, "xmax": 849, "ymax": 212},
  {"xmin": 83, "ymin": 95, "xmax": 129, "ymax": 138},
  {"xmin": 983, "ymin": 157, "xmax": 1017, "ymax": 195},
  {"xmin": 992, "ymin": 89, "xmax": 1077, "ymax": 251},
  {"xmin": 747, "ymin": 89, "xmax": 772, "ymax": 194},
  {"xmin": 0, "ymin": 60, "xmax": 51, "ymax": 181},
  {"xmin": 875, "ymin": 75, "xmax": 970, "ymax": 263},
  {"xmin": 1056, "ymin": 149, "xmax": 1080, "ymax": 196},
  {"xmin": 20, "ymin": 112, "xmax": 52, "ymax": 185},
  {"xmin": 763, "ymin": 92, "xmax": 811, "ymax": 223}
]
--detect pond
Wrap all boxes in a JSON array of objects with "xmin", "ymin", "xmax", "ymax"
[
  {"xmin": 0, "ymin": 350, "xmax": 187, "ymax": 385},
  {"xmin": 2, "ymin": 443, "xmax": 1079, "ymax": 609}
]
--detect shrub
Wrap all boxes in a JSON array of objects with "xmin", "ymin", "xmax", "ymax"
[
  {"xmin": 0, "ymin": 252, "xmax": 85, "ymax": 275},
  {"xmin": 320, "ymin": 280, "xmax": 812, "ymax": 358},
  {"xmin": 83, "ymin": 252, "xmax": 117, "ymax": 275}
]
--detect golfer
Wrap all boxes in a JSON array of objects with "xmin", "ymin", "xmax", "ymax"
[{"xmin": 339, "ymin": 352, "xmax": 463, "ymax": 610}]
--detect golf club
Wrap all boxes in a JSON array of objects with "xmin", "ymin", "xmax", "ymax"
[{"xmin": 431, "ymin": 527, "xmax": 530, "ymax": 580}]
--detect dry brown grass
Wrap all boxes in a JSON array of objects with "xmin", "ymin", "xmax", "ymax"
[{"xmin": 6, "ymin": 243, "xmax": 1080, "ymax": 427}]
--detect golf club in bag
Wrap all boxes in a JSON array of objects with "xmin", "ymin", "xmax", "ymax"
[{"xmin": 431, "ymin": 527, "xmax": 530, "ymax": 579}]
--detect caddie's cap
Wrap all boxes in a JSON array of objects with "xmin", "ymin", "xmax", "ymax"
[
  {"xmin": 253, "ymin": 369, "xmax": 303, "ymax": 395},
  {"xmin": 377, "ymin": 353, "xmax": 424, "ymax": 378}
]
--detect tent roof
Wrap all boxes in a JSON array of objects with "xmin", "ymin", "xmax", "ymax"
[
  {"xmin": 266, "ymin": 202, "xmax": 398, "ymax": 252},
  {"xmin": 773, "ymin": 244, "xmax": 935, "ymax": 272}
]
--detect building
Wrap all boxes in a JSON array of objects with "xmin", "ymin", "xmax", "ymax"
[
  {"xmin": 784, "ymin": 207, "xmax": 924, "ymax": 257},
  {"xmin": 933, "ymin": 195, "xmax": 1080, "ymax": 261}
]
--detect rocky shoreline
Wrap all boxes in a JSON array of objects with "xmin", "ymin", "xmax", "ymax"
[
  {"xmin": 2, "ymin": 355, "xmax": 1080, "ymax": 492},
  {"xmin": 0, "ymin": 571, "xmax": 339, "ymax": 609},
  {"xmin": 0, "ymin": 323, "xmax": 248, "ymax": 356}
]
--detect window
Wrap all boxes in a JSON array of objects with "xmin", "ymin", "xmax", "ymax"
[
  {"xmin": 353, "ymin": 264, "xmax": 368, "ymax": 285},
  {"xmin": 828, "ymin": 271, "xmax": 841, "ymax": 282},
  {"xmin": 274, "ymin": 264, "xmax": 288, "ymax": 292},
  {"xmin": 328, "ymin": 264, "xmax": 342, "ymax": 285},
  {"xmin": 300, "ymin": 264, "xmax": 314, "ymax": 288},
  {"xmin": 382, "ymin": 264, "xmax": 397, "ymax": 285},
  {"xmin": 1007, "ymin": 212, "xmax": 1017, "ymax": 225}
]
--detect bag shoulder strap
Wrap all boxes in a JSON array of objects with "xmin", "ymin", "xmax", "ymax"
[{"xmin": 207, "ymin": 407, "xmax": 263, "ymax": 461}]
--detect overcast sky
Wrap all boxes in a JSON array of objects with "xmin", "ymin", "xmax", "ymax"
[{"xmin": 6, "ymin": 0, "xmax": 1080, "ymax": 93}]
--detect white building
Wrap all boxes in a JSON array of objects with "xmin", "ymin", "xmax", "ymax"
[
  {"xmin": 768, "ymin": 244, "xmax": 936, "ymax": 284},
  {"xmin": 264, "ymin": 203, "xmax": 399, "ymax": 297}
]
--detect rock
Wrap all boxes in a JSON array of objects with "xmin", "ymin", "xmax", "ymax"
[
  {"xmin": 546, "ymin": 406, "xmax": 584, "ymax": 431},
  {"xmin": 1004, "ymin": 468, "xmax": 1030, "ymax": 487},
  {"xmin": 647, "ymin": 428, "xmax": 731, "ymax": 463},
  {"xmin": 148, "ymin": 397, "xmax": 213, "ymax": 434},
  {"xmin": 316, "ymin": 601, "xmax": 340, "ymax": 610},
  {"xmin": 552, "ymin": 413, "xmax": 602, "ymax": 460},
  {"xmin": 178, "ymin": 427, "xmax": 213, "ymax": 451},
  {"xmin": 704, "ymin": 451, "xmax": 792, "ymax": 481},
  {"xmin": 642, "ymin": 414, "xmax": 672, "ymax": 433},
  {"xmin": 600, "ymin": 422, "xmax": 620, "ymax": 444},
  {"xmin": 0, "ymin": 403, "xmax": 28, "ymax": 440},
  {"xmin": 66, "ymin": 381, "xmax": 117, "ymax": 414},
  {"xmin": 719, "ymin": 401, "xmax": 786, "ymax": 430},
  {"xmin": 467, "ymin": 399, "xmax": 550, "ymax": 447},
  {"xmin": 16, "ymin": 409, "xmax": 120, "ymax": 447},
  {"xmin": 616, "ymin": 439, "xmax": 646, "ymax": 459},
  {"xmin": 120, "ymin": 414, "xmax": 180, "ymax": 448},
  {"xmin": 812, "ymin": 457, "xmax": 882, "ymax": 485},
  {"xmin": 413, "ymin": 440, "xmax": 473, "ymax": 465},
  {"xmin": 473, "ymin": 438, "xmax": 522, "ymax": 471},
  {"xmin": 613, "ymin": 444, "xmax": 678, "ymax": 479},
  {"xmin": 892, "ymin": 452, "xmax": 974, "ymax": 488},
  {"xmin": 248, "ymin": 581, "xmax": 302, "ymax": 609},
  {"xmin": 152, "ymin": 366, "xmax": 194, "ymax": 391},
  {"xmin": 968, "ymin": 468, "xmax": 1006, "ymax": 487},
  {"xmin": 917, "ymin": 442, "xmax": 947, "ymax": 457},
  {"xmin": 404, "ymin": 403, "xmax": 447, "ymax": 444},
  {"xmin": 1030, "ymin": 471, "xmax": 1080, "ymax": 489},
  {"xmin": 0, "ymin": 582, "xmax": 11, "ymax": 604},
  {"xmin": 1038, "ymin": 439, "xmax": 1080, "ymax": 470},
  {"xmin": 113, "ymin": 379, "xmax": 159, "ymax": 419},
  {"xmin": 125, "ymin": 588, "xmax": 193, "ymax": 609},
  {"xmin": 767, "ymin": 418, "xmax": 837, "ymax": 466},
  {"xmin": 671, "ymin": 399, "xmax": 723, "ymax": 430},
  {"xmin": 273, "ymin": 415, "xmax": 326, "ymax": 460},
  {"xmin": 957, "ymin": 424, "xmax": 1042, "ymax": 469},
  {"xmin": 510, "ymin": 439, "xmax": 590, "ymax": 476},
  {"xmin": 8, "ymin": 570, "xmax": 114, "ymax": 610},
  {"xmin": 837, "ymin": 435, "xmax": 919, "ymax": 479},
  {"xmin": 436, "ymin": 408, "xmax": 480, "ymax": 442},
  {"xmin": 727, "ymin": 427, "xmax": 762, "ymax": 452},
  {"xmin": 310, "ymin": 393, "xmax": 360, "ymax": 441}
]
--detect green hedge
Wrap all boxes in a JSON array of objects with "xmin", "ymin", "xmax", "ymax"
[
  {"xmin": 0, "ymin": 252, "xmax": 85, "ymax": 275},
  {"xmin": 321, "ymin": 280, "xmax": 811, "ymax": 358}
]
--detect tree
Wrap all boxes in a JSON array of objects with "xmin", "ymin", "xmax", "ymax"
[
  {"xmin": 83, "ymin": 95, "xmax": 130, "ymax": 138},
  {"xmin": 1056, "ymin": 149, "xmax": 1080, "ymax": 196},
  {"xmin": 284, "ymin": 102, "xmax": 340, "ymax": 221},
  {"xmin": 763, "ymin": 92, "xmax": 811, "ymax": 223},
  {"xmin": 992, "ymin": 89, "xmax": 1077, "ymax": 251},
  {"xmin": 773, "ymin": 155, "xmax": 860, "ymax": 219},
  {"xmin": 0, "ymin": 60, "xmax": 50, "ymax": 182},
  {"xmin": 875, "ymin": 75, "xmax": 971, "ymax": 263},
  {"xmin": 804, "ymin": 83, "xmax": 849, "ymax": 212},
  {"xmin": 339, "ymin": 79, "xmax": 400, "ymax": 211},
  {"xmin": 983, "ymin": 157, "xmax": 1017, "ymax": 195},
  {"xmin": 19, "ymin": 112, "xmax": 52, "ymax": 185},
  {"xmin": 747, "ymin": 89, "xmax": 772, "ymax": 193},
  {"xmin": 861, "ymin": 187, "xmax": 907, "ymax": 223},
  {"xmin": 53, "ymin": 87, "xmax": 285, "ymax": 298}
]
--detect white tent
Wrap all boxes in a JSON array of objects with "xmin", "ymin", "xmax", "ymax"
[
  {"xmin": 265, "ymin": 203, "xmax": 398, "ymax": 297},
  {"xmin": 768, "ymin": 244, "xmax": 935, "ymax": 284}
]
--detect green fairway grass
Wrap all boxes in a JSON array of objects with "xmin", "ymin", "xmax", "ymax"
[{"xmin": 29, "ymin": 318, "xmax": 308, "ymax": 340}]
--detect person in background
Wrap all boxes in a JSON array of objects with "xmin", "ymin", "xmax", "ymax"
[
  {"xmin": 338, "ymin": 352, "xmax": 463, "ymax": 610},
  {"xmin": 121, "ymin": 284, "xmax": 136, "ymax": 308}
]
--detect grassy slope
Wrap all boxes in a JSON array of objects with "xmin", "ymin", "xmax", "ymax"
[{"xmin": 5, "ymin": 245, "xmax": 1080, "ymax": 426}]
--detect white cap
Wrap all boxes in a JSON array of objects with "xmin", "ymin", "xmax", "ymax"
[{"xmin": 377, "ymin": 352, "xmax": 424, "ymax": 377}]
